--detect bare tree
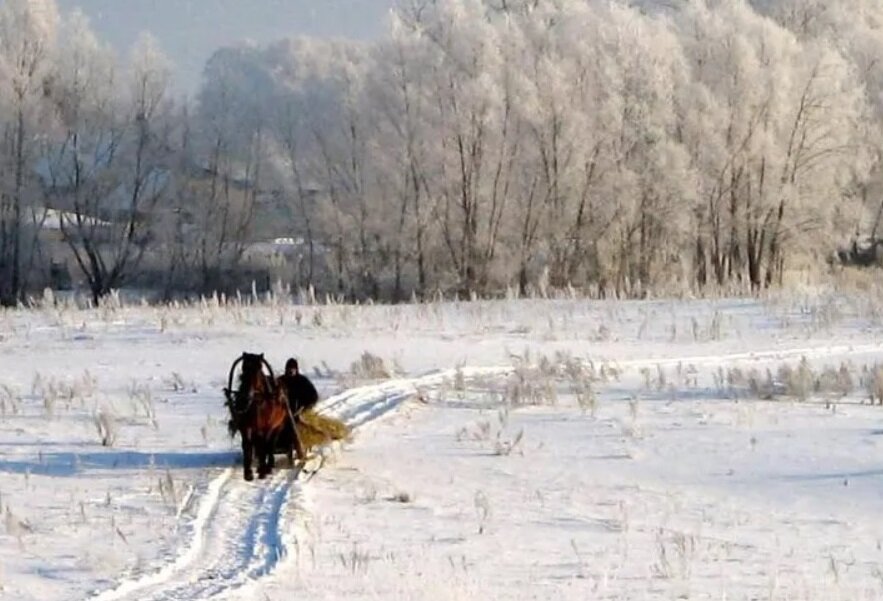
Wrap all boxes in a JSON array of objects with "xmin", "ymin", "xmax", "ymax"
[{"xmin": 45, "ymin": 32, "xmax": 173, "ymax": 304}]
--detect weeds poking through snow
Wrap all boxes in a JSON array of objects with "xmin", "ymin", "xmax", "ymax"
[
  {"xmin": 158, "ymin": 470, "xmax": 177, "ymax": 508},
  {"xmin": 600, "ymin": 362, "xmax": 621, "ymax": 382},
  {"xmin": 93, "ymin": 410, "xmax": 118, "ymax": 447},
  {"xmin": 338, "ymin": 544, "xmax": 370, "ymax": 575},
  {"xmin": 111, "ymin": 515, "xmax": 129, "ymax": 546},
  {"xmin": 453, "ymin": 365, "xmax": 466, "ymax": 392},
  {"xmin": 628, "ymin": 397, "xmax": 640, "ymax": 423},
  {"xmin": 356, "ymin": 485, "xmax": 378, "ymax": 504},
  {"xmin": 621, "ymin": 397, "xmax": 643, "ymax": 440},
  {"xmin": 387, "ymin": 491, "xmax": 413, "ymax": 503},
  {"xmin": 457, "ymin": 407, "xmax": 526, "ymax": 456},
  {"xmin": 114, "ymin": 524, "xmax": 129, "ymax": 546},
  {"xmin": 572, "ymin": 376, "xmax": 598, "ymax": 416},
  {"xmin": 690, "ymin": 311, "xmax": 725, "ymax": 341},
  {"xmin": 31, "ymin": 370, "xmax": 97, "ymax": 415},
  {"xmin": 656, "ymin": 364, "xmax": 667, "ymax": 392},
  {"xmin": 201, "ymin": 415, "xmax": 218, "ymax": 446},
  {"xmin": 595, "ymin": 324, "xmax": 611, "ymax": 342},
  {"xmin": 456, "ymin": 419, "xmax": 491, "ymax": 443},
  {"xmin": 640, "ymin": 367, "xmax": 652, "ymax": 391},
  {"xmin": 128, "ymin": 381, "xmax": 157, "ymax": 428},
  {"xmin": 714, "ymin": 360, "xmax": 860, "ymax": 403},
  {"xmin": 828, "ymin": 554, "xmax": 841, "ymax": 585},
  {"xmin": 506, "ymin": 361, "xmax": 557, "ymax": 406},
  {"xmin": 747, "ymin": 369, "xmax": 776, "ymax": 400},
  {"xmin": 570, "ymin": 539, "xmax": 588, "ymax": 579},
  {"xmin": 165, "ymin": 372, "xmax": 187, "ymax": 392},
  {"xmin": 675, "ymin": 362, "xmax": 700, "ymax": 389},
  {"xmin": 639, "ymin": 364, "xmax": 670, "ymax": 393},
  {"xmin": 176, "ymin": 485, "xmax": 196, "ymax": 523},
  {"xmin": 4, "ymin": 506, "xmax": 33, "ymax": 547},
  {"xmin": 0, "ymin": 384, "xmax": 20, "ymax": 416},
  {"xmin": 863, "ymin": 364, "xmax": 883, "ymax": 405},
  {"xmin": 318, "ymin": 361, "xmax": 335, "ymax": 379},
  {"xmin": 778, "ymin": 358, "xmax": 814, "ymax": 401},
  {"xmin": 653, "ymin": 529, "xmax": 695, "ymax": 581},
  {"xmin": 474, "ymin": 491, "xmax": 491, "ymax": 534},
  {"xmin": 349, "ymin": 351, "xmax": 395, "ymax": 381},
  {"xmin": 493, "ymin": 428, "xmax": 524, "ymax": 456},
  {"xmin": 817, "ymin": 363, "xmax": 854, "ymax": 398}
]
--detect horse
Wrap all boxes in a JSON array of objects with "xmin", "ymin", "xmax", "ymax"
[{"xmin": 224, "ymin": 352, "xmax": 293, "ymax": 481}]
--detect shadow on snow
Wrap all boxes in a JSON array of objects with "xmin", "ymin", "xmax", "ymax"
[{"xmin": 0, "ymin": 449, "xmax": 239, "ymax": 477}]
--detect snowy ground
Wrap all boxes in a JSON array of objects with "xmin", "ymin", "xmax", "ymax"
[{"xmin": 2, "ymin": 292, "xmax": 883, "ymax": 600}]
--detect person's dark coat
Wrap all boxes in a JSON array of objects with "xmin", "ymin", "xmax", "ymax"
[
  {"xmin": 281, "ymin": 358, "xmax": 318, "ymax": 415},
  {"xmin": 284, "ymin": 373, "xmax": 319, "ymax": 415}
]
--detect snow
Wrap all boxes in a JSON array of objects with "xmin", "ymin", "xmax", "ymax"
[{"xmin": 2, "ymin": 294, "xmax": 883, "ymax": 599}]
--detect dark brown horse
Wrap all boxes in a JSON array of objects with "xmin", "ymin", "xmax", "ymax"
[{"xmin": 224, "ymin": 352, "xmax": 292, "ymax": 481}]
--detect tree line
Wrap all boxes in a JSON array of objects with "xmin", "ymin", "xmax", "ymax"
[{"xmin": 0, "ymin": 0, "xmax": 880, "ymax": 304}]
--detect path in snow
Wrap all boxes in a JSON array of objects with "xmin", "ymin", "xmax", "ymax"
[
  {"xmin": 88, "ymin": 367, "xmax": 501, "ymax": 601},
  {"xmin": 87, "ymin": 342, "xmax": 883, "ymax": 600}
]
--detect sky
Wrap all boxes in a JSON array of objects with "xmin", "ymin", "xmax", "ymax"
[{"xmin": 55, "ymin": 0, "xmax": 395, "ymax": 95}]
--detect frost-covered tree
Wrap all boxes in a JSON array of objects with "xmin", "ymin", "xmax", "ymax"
[
  {"xmin": 43, "ymin": 28, "xmax": 175, "ymax": 303},
  {"xmin": 402, "ymin": 0, "xmax": 513, "ymax": 295},
  {"xmin": 367, "ymin": 14, "xmax": 438, "ymax": 298},
  {"xmin": 10, "ymin": 0, "xmax": 874, "ymax": 301},
  {"xmin": 0, "ymin": 0, "xmax": 59, "ymax": 304},
  {"xmin": 677, "ymin": 0, "xmax": 870, "ymax": 288},
  {"xmin": 188, "ymin": 44, "xmax": 271, "ymax": 293},
  {"xmin": 757, "ymin": 0, "xmax": 883, "ymax": 242},
  {"xmin": 153, "ymin": 0, "xmax": 883, "ymax": 298}
]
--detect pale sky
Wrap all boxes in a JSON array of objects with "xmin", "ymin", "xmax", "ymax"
[{"xmin": 55, "ymin": 0, "xmax": 395, "ymax": 95}]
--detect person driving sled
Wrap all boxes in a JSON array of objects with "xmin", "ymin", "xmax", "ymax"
[
  {"xmin": 283, "ymin": 358, "xmax": 319, "ymax": 414},
  {"xmin": 279, "ymin": 358, "xmax": 319, "ymax": 462}
]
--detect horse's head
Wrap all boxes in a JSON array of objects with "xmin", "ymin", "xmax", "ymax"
[
  {"xmin": 239, "ymin": 352, "xmax": 265, "ymax": 384},
  {"xmin": 240, "ymin": 352, "xmax": 278, "ymax": 393},
  {"xmin": 225, "ymin": 352, "xmax": 278, "ymax": 407}
]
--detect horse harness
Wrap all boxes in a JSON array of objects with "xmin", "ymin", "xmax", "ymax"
[{"xmin": 224, "ymin": 353, "xmax": 281, "ymax": 419}]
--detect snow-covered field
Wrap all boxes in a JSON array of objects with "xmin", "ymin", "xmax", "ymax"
[{"xmin": 2, "ymin": 292, "xmax": 883, "ymax": 600}]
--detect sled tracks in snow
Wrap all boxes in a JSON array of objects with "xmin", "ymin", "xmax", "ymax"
[
  {"xmin": 90, "ymin": 367, "xmax": 500, "ymax": 601},
  {"xmin": 91, "ymin": 342, "xmax": 883, "ymax": 600}
]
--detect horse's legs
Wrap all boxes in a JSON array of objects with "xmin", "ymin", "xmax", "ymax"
[
  {"xmin": 267, "ymin": 433, "xmax": 277, "ymax": 471},
  {"xmin": 256, "ymin": 436, "xmax": 271, "ymax": 479},
  {"xmin": 241, "ymin": 429, "xmax": 254, "ymax": 482}
]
